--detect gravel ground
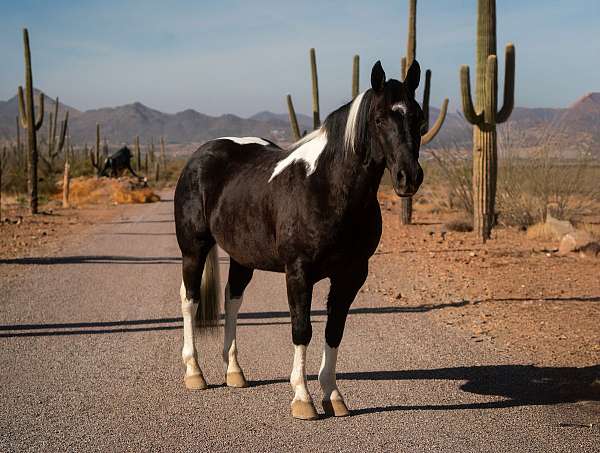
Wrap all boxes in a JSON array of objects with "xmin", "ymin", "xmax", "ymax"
[{"xmin": 1, "ymin": 192, "xmax": 598, "ymax": 452}]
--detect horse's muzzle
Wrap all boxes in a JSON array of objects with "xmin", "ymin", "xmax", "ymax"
[{"xmin": 393, "ymin": 165, "xmax": 423, "ymax": 197}]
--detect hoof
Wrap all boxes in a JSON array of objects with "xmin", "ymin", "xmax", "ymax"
[
  {"xmin": 226, "ymin": 371, "xmax": 248, "ymax": 388},
  {"xmin": 184, "ymin": 373, "xmax": 208, "ymax": 390},
  {"xmin": 322, "ymin": 399, "xmax": 350, "ymax": 417},
  {"xmin": 291, "ymin": 399, "xmax": 319, "ymax": 420}
]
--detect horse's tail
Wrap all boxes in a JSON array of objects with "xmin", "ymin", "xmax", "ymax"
[{"xmin": 195, "ymin": 245, "xmax": 221, "ymax": 331}]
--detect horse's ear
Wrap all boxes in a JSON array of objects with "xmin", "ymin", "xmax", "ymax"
[
  {"xmin": 371, "ymin": 61, "xmax": 386, "ymax": 92},
  {"xmin": 405, "ymin": 60, "xmax": 421, "ymax": 93}
]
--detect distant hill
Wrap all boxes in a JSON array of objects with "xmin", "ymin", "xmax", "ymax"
[{"xmin": 1, "ymin": 91, "xmax": 599, "ymax": 157}]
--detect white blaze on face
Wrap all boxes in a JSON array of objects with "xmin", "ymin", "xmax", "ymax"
[
  {"xmin": 391, "ymin": 102, "xmax": 408, "ymax": 114},
  {"xmin": 318, "ymin": 344, "xmax": 343, "ymax": 401},
  {"xmin": 217, "ymin": 136, "xmax": 270, "ymax": 146},
  {"xmin": 268, "ymin": 129, "xmax": 328, "ymax": 182},
  {"xmin": 290, "ymin": 345, "xmax": 312, "ymax": 403}
]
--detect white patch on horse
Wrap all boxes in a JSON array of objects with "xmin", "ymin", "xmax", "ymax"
[
  {"xmin": 343, "ymin": 91, "xmax": 367, "ymax": 153},
  {"xmin": 290, "ymin": 344, "xmax": 312, "ymax": 403},
  {"xmin": 223, "ymin": 284, "xmax": 243, "ymax": 374},
  {"xmin": 391, "ymin": 102, "xmax": 408, "ymax": 114},
  {"xmin": 318, "ymin": 344, "xmax": 343, "ymax": 401},
  {"xmin": 180, "ymin": 281, "xmax": 202, "ymax": 378},
  {"xmin": 268, "ymin": 129, "xmax": 327, "ymax": 182},
  {"xmin": 217, "ymin": 136, "xmax": 270, "ymax": 146}
]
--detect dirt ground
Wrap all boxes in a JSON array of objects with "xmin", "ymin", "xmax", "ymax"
[
  {"xmin": 1, "ymin": 188, "xmax": 598, "ymax": 370},
  {"xmin": 373, "ymin": 189, "xmax": 599, "ymax": 369}
]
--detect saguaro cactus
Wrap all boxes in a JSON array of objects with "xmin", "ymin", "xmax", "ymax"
[
  {"xmin": 17, "ymin": 28, "xmax": 45, "ymax": 214},
  {"xmin": 135, "ymin": 136, "xmax": 141, "ymax": 172},
  {"xmin": 62, "ymin": 137, "xmax": 71, "ymax": 208},
  {"xmin": 399, "ymin": 0, "xmax": 449, "ymax": 225},
  {"xmin": 43, "ymin": 97, "xmax": 69, "ymax": 173},
  {"xmin": 90, "ymin": 123, "xmax": 102, "ymax": 176},
  {"xmin": 460, "ymin": 0, "xmax": 515, "ymax": 241},
  {"xmin": 286, "ymin": 95, "xmax": 301, "ymax": 141},
  {"xmin": 309, "ymin": 48, "xmax": 320, "ymax": 130},
  {"xmin": 352, "ymin": 55, "xmax": 360, "ymax": 99},
  {"xmin": 160, "ymin": 136, "xmax": 167, "ymax": 167}
]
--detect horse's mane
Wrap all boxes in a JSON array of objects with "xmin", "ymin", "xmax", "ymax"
[{"xmin": 285, "ymin": 89, "xmax": 374, "ymax": 161}]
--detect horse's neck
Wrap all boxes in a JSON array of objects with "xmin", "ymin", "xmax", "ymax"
[{"xmin": 322, "ymin": 145, "xmax": 385, "ymax": 216}]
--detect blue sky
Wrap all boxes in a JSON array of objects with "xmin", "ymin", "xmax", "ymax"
[{"xmin": 0, "ymin": 0, "xmax": 598, "ymax": 117}]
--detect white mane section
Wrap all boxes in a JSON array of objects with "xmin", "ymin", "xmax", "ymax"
[
  {"xmin": 343, "ymin": 91, "xmax": 366, "ymax": 154},
  {"xmin": 217, "ymin": 136, "xmax": 270, "ymax": 146},
  {"xmin": 268, "ymin": 129, "xmax": 328, "ymax": 182}
]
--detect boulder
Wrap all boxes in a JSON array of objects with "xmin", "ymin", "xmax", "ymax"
[
  {"xmin": 558, "ymin": 230, "xmax": 595, "ymax": 255},
  {"xmin": 546, "ymin": 214, "xmax": 575, "ymax": 240}
]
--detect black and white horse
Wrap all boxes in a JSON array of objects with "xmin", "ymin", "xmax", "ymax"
[{"xmin": 174, "ymin": 61, "xmax": 424, "ymax": 420}]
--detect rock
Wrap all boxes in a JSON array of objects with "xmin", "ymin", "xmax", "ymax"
[
  {"xmin": 558, "ymin": 230, "xmax": 595, "ymax": 255},
  {"xmin": 546, "ymin": 214, "xmax": 575, "ymax": 240},
  {"xmin": 579, "ymin": 242, "xmax": 600, "ymax": 259}
]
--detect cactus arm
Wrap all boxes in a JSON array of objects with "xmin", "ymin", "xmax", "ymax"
[
  {"xmin": 422, "ymin": 98, "xmax": 449, "ymax": 145},
  {"xmin": 406, "ymin": 0, "xmax": 416, "ymax": 74},
  {"xmin": 51, "ymin": 97, "xmax": 59, "ymax": 152},
  {"xmin": 34, "ymin": 92, "xmax": 44, "ymax": 131},
  {"xmin": 352, "ymin": 55, "xmax": 360, "ymax": 99},
  {"xmin": 400, "ymin": 57, "xmax": 407, "ymax": 82},
  {"xmin": 496, "ymin": 43, "xmax": 515, "ymax": 123},
  {"xmin": 484, "ymin": 55, "xmax": 497, "ymax": 125},
  {"xmin": 421, "ymin": 69, "xmax": 431, "ymax": 131},
  {"xmin": 460, "ymin": 65, "xmax": 482, "ymax": 125},
  {"xmin": 57, "ymin": 111, "xmax": 68, "ymax": 152},
  {"xmin": 286, "ymin": 94, "xmax": 301, "ymax": 141},
  {"xmin": 17, "ymin": 87, "xmax": 28, "ymax": 128}
]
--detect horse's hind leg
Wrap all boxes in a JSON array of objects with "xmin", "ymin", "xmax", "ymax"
[
  {"xmin": 223, "ymin": 259, "xmax": 253, "ymax": 387},
  {"xmin": 180, "ymin": 246, "xmax": 212, "ymax": 390},
  {"xmin": 319, "ymin": 261, "xmax": 368, "ymax": 417}
]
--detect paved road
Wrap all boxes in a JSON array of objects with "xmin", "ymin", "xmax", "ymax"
[{"xmin": 1, "ymin": 194, "xmax": 598, "ymax": 452}]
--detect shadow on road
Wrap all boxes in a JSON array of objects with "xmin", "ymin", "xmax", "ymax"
[
  {"xmin": 0, "ymin": 255, "xmax": 182, "ymax": 265},
  {"xmin": 94, "ymin": 232, "xmax": 176, "ymax": 236},
  {"xmin": 471, "ymin": 296, "xmax": 600, "ymax": 303},
  {"xmin": 251, "ymin": 365, "xmax": 600, "ymax": 412},
  {"xmin": 102, "ymin": 219, "xmax": 174, "ymax": 225},
  {"xmin": 0, "ymin": 316, "xmax": 321, "ymax": 337}
]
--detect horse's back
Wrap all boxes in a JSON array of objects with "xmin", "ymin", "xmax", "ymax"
[{"xmin": 174, "ymin": 138, "xmax": 285, "ymax": 264}]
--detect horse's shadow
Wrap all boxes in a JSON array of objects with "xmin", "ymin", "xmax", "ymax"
[{"xmin": 250, "ymin": 364, "xmax": 600, "ymax": 414}]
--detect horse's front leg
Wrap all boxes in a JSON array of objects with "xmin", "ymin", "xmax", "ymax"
[
  {"xmin": 319, "ymin": 261, "xmax": 368, "ymax": 417},
  {"xmin": 285, "ymin": 261, "xmax": 318, "ymax": 420}
]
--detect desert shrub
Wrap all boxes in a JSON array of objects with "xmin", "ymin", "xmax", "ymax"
[
  {"xmin": 444, "ymin": 219, "xmax": 473, "ymax": 232},
  {"xmin": 497, "ymin": 122, "xmax": 600, "ymax": 228},
  {"xmin": 427, "ymin": 145, "xmax": 473, "ymax": 216}
]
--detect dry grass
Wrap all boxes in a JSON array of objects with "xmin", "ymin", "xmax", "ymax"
[
  {"xmin": 525, "ymin": 222, "xmax": 556, "ymax": 241},
  {"xmin": 61, "ymin": 177, "xmax": 160, "ymax": 206}
]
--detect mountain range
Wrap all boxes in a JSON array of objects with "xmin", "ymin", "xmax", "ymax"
[{"xmin": 1, "ymin": 91, "xmax": 599, "ymax": 157}]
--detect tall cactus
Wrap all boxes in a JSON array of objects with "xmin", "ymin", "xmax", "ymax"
[
  {"xmin": 309, "ymin": 48, "xmax": 320, "ymax": 130},
  {"xmin": 160, "ymin": 136, "xmax": 167, "ymax": 167},
  {"xmin": 90, "ymin": 123, "xmax": 102, "ymax": 176},
  {"xmin": 135, "ymin": 136, "xmax": 141, "ymax": 172},
  {"xmin": 43, "ymin": 97, "xmax": 68, "ymax": 173},
  {"xmin": 286, "ymin": 95, "xmax": 301, "ymax": 141},
  {"xmin": 352, "ymin": 55, "xmax": 360, "ymax": 99},
  {"xmin": 17, "ymin": 28, "xmax": 44, "ymax": 214},
  {"xmin": 399, "ymin": 0, "xmax": 449, "ymax": 225},
  {"xmin": 460, "ymin": 0, "xmax": 515, "ymax": 241}
]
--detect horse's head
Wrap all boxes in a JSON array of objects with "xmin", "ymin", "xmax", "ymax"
[{"xmin": 369, "ymin": 61, "xmax": 424, "ymax": 197}]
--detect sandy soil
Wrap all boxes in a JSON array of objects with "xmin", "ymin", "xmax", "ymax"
[{"xmin": 373, "ymin": 189, "xmax": 600, "ymax": 368}]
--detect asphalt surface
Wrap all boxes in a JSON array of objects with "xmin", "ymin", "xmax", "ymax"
[{"xmin": 1, "ymin": 193, "xmax": 598, "ymax": 452}]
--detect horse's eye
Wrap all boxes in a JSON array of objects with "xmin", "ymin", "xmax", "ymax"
[{"xmin": 375, "ymin": 117, "xmax": 384, "ymax": 127}]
